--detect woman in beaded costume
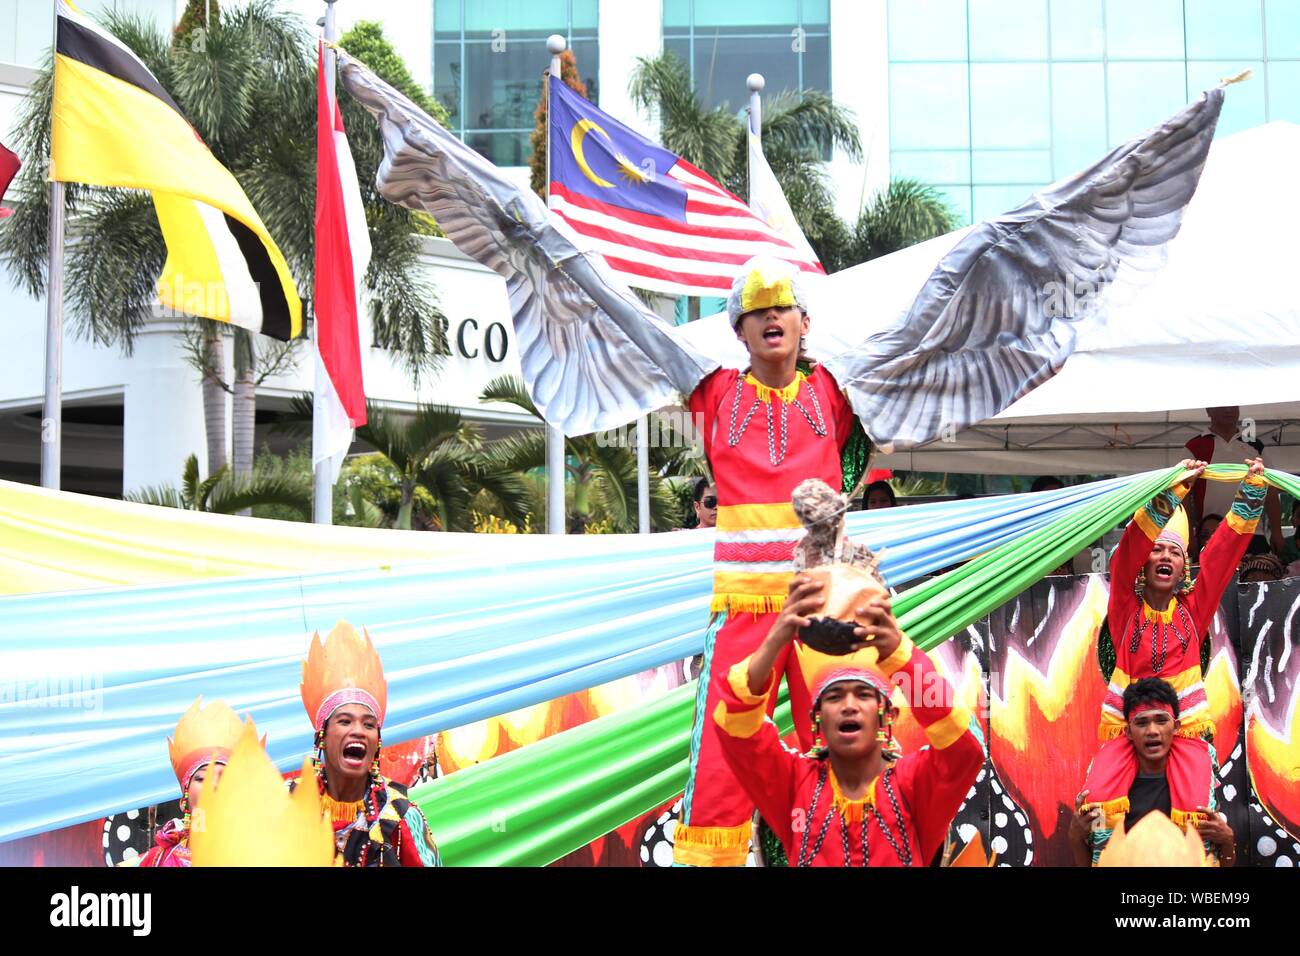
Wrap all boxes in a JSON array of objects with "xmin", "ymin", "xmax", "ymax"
[
  {"xmin": 138, "ymin": 697, "xmax": 251, "ymax": 867},
  {"xmin": 1080, "ymin": 457, "xmax": 1268, "ymax": 842},
  {"xmin": 298, "ymin": 621, "xmax": 441, "ymax": 867}
]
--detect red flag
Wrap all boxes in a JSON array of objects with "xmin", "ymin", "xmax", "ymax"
[
  {"xmin": 0, "ymin": 141, "xmax": 20, "ymax": 219},
  {"xmin": 313, "ymin": 42, "xmax": 370, "ymax": 478}
]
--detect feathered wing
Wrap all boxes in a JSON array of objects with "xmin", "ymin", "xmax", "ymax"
[
  {"xmin": 825, "ymin": 88, "xmax": 1224, "ymax": 453},
  {"xmin": 338, "ymin": 53, "xmax": 717, "ymax": 436}
]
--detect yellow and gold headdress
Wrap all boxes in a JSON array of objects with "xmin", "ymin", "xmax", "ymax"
[
  {"xmin": 726, "ymin": 256, "xmax": 807, "ymax": 327},
  {"xmin": 300, "ymin": 621, "xmax": 388, "ymax": 732}
]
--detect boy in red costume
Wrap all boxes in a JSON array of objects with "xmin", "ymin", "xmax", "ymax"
[
  {"xmin": 1082, "ymin": 457, "xmax": 1267, "ymax": 840},
  {"xmin": 675, "ymin": 258, "xmax": 860, "ymax": 865},
  {"xmin": 712, "ymin": 575, "xmax": 983, "ymax": 866}
]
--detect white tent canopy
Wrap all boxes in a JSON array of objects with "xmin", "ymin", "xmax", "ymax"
[{"xmin": 674, "ymin": 122, "xmax": 1300, "ymax": 475}]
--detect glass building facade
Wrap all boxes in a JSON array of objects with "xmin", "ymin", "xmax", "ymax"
[
  {"xmin": 663, "ymin": 0, "xmax": 830, "ymax": 113},
  {"xmin": 887, "ymin": 0, "xmax": 1300, "ymax": 224},
  {"xmin": 433, "ymin": 0, "xmax": 599, "ymax": 167}
]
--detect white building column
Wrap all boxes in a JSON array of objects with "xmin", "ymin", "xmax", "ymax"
[
  {"xmin": 828, "ymin": 0, "xmax": 891, "ymax": 222},
  {"xmin": 598, "ymin": 0, "xmax": 661, "ymax": 137},
  {"xmin": 121, "ymin": 322, "xmax": 213, "ymax": 495}
]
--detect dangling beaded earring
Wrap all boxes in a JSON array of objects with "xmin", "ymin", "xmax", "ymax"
[
  {"xmin": 809, "ymin": 714, "xmax": 827, "ymax": 757},
  {"xmin": 312, "ymin": 726, "xmax": 327, "ymax": 787},
  {"xmin": 876, "ymin": 700, "xmax": 888, "ymax": 744},
  {"xmin": 370, "ymin": 741, "xmax": 383, "ymax": 781},
  {"xmin": 180, "ymin": 793, "xmax": 191, "ymax": 831},
  {"xmin": 1177, "ymin": 563, "xmax": 1193, "ymax": 594},
  {"xmin": 1133, "ymin": 569, "xmax": 1147, "ymax": 596}
]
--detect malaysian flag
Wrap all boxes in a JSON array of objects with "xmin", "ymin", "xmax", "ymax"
[{"xmin": 546, "ymin": 77, "xmax": 823, "ymax": 298}]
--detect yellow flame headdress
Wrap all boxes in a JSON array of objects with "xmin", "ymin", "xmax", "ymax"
[
  {"xmin": 1097, "ymin": 812, "xmax": 1210, "ymax": 867},
  {"xmin": 300, "ymin": 621, "xmax": 388, "ymax": 732},
  {"xmin": 167, "ymin": 697, "xmax": 248, "ymax": 791},
  {"xmin": 188, "ymin": 722, "xmax": 337, "ymax": 866}
]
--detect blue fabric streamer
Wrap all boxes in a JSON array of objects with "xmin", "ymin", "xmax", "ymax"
[{"xmin": 0, "ymin": 473, "xmax": 1147, "ymax": 843}]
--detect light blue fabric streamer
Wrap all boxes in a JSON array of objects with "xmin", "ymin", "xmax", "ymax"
[{"xmin": 0, "ymin": 473, "xmax": 1150, "ymax": 844}]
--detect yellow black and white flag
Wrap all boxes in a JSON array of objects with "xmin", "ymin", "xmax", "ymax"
[{"xmin": 50, "ymin": 0, "xmax": 301, "ymax": 339}]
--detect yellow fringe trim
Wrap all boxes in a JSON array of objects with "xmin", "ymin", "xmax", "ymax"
[
  {"xmin": 673, "ymin": 821, "xmax": 753, "ymax": 867},
  {"xmin": 1141, "ymin": 599, "xmax": 1177, "ymax": 624},
  {"xmin": 320, "ymin": 794, "xmax": 365, "ymax": 824},
  {"xmin": 1171, "ymin": 808, "xmax": 1209, "ymax": 830},
  {"xmin": 1090, "ymin": 796, "xmax": 1130, "ymax": 825},
  {"xmin": 710, "ymin": 593, "xmax": 786, "ymax": 615},
  {"xmin": 745, "ymin": 372, "xmax": 802, "ymax": 404},
  {"xmin": 830, "ymin": 771, "xmax": 875, "ymax": 826}
]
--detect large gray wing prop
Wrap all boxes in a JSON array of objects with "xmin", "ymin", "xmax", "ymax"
[
  {"xmin": 338, "ymin": 54, "xmax": 717, "ymax": 436},
  {"xmin": 825, "ymin": 88, "xmax": 1224, "ymax": 453}
]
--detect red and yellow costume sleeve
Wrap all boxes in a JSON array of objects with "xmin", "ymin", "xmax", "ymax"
[{"xmin": 872, "ymin": 636, "xmax": 986, "ymax": 864}]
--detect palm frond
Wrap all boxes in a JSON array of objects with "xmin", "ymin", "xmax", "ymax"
[
  {"xmin": 206, "ymin": 471, "xmax": 312, "ymax": 517},
  {"xmin": 124, "ymin": 484, "xmax": 190, "ymax": 510},
  {"xmin": 180, "ymin": 454, "xmax": 201, "ymax": 507},
  {"xmin": 478, "ymin": 374, "xmax": 540, "ymax": 419}
]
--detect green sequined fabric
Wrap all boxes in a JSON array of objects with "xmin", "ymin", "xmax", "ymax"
[
  {"xmin": 1097, "ymin": 620, "xmax": 1117, "ymax": 684},
  {"xmin": 840, "ymin": 422, "xmax": 871, "ymax": 497},
  {"xmin": 757, "ymin": 816, "xmax": 789, "ymax": 867}
]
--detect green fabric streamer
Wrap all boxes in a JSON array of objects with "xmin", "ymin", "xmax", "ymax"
[
  {"xmin": 413, "ymin": 466, "xmax": 1300, "ymax": 866},
  {"xmin": 412, "ymin": 688, "xmax": 793, "ymax": 866}
]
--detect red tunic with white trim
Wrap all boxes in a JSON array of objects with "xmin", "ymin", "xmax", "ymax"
[
  {"xmin": 712, "ymin": 637, "xmax": 983, "ymax": 866},
  {"xmin": 1101, "ymin": 479, "xmax": 1262, "ymax": 741},
  {"xmin": 689, "ymin": 365, "xmax": 856, "ymax": 614}
]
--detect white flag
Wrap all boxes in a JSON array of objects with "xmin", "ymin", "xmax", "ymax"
[{"xmin": 747, "ymin": 131, "xmax": 819, "ymax": 265}]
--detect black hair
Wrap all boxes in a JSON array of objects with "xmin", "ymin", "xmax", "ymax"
[
  {"xmin": 693, "ymin": 476, "xmax": 714, "ymax": 503},
  {"xmin": 1122, "ymin": 677, "xmax": 1180, "ymax": 720},
  {"xmin": 1030, "ymin": 476, "xmax": 1064, "ymax": 493},
  {"xmin": 865, "ymin": 480, "xmax": 897, "ymax": 507},
  {"xmin": 1197, "ymin": 513, "xmax": 1223, "ymax": 535}
]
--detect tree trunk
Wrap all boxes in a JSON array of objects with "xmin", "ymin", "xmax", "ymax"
[
  {"xmin": 201, "ymin": 327, "xmax": 228, "ymax": 477},
  {"xmin": 396, "ymin": 482, "xmax": 414, "ymax": 530},
  {"xmin": 232, "ymin": 330, "xmax": 256, "ymax": 516}
]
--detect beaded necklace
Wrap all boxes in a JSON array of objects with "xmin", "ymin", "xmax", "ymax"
[
  {"xmin": 794, "ymin": 764, "xmax": 914, "ymax": 866},
  {"xmin": 726, "ymin": 371, "xmax": 828, "ymax": 467},
  {"xmin": 1126, "ymin": 604, "xmax": 1194, "ymax": 675}
]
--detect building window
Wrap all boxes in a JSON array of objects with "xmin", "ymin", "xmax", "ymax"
[
  {"xmin": 662, "ymin": 0, "xmax": 831, "ymax": 114},
  {"xmin": 887, "ymin": 0, "xmax": 1300, "ymax": 225},
  {"xmin": 434, "ymin": 0, "xmax": 599, "ymax": 167}
]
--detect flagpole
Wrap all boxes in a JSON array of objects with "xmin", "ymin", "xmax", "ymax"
[
  {"xmin": 545, "ymin": 34, "xmax": 567, "ymax": 536},
  {"xmin": 42, "ymin": 182, "xmax": 64, "ymax": 490},
  {"xmin": 746, "ymin": 73, "xmax": 764, "ymax": 206},
  {"xmin": 41, "ymin": 5, "xmax": 65, "ymax": 491},
  {"xmin": 312, "ymin": 0, "xmax": 339, "ymax": 525}
]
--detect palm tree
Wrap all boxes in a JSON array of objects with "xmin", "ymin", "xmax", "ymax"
[
  {"xmin": 282, "ymin": 395, "xmax": 530, "ymax": 531},
  {"xmin": 126, "ymin": 453, "xmax": 312, "ymax": 517},
  {"xmin": 628, "ymin": 52, "xmax": 861, "ymax": 262},
  {"xmin": 627, "ymin": 52, "xmax": 957, "ymax": 274},
  {"xmin": 479, "ymin": 375, "xmax": 688, "ymax": 534},
  {"xmin": 0, "ymin": 2, "xmax": 448, "ymax": 489}
]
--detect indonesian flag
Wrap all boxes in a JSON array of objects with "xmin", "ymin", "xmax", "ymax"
[
  {"xmin": 0, "ymin": 140, "xmax": 21, "ymax": 218},
  {"xmin": 313, "ymin": 41, "xmax": 371, "ymax": 483}
]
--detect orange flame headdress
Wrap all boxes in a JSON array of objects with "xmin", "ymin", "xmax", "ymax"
[
  {"xmin": 300, "ymin": 621, "xmax": 388, "ymax": 733},
  {"xmin": 167, "ymin": 697, "xmax": 248, "ymax": 791}
]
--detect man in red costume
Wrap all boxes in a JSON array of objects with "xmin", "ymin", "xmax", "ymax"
[
  {"xmin": 675, "ymin": 258, "xmax": 861, "ymax": 865},
  {"xmin": 1071, "ymin": 678, "xmax": 1235, "ymax": 866},
  {"xmin": 1081, "ymin": 457, "xmax": 1267, "ymax": 845},
  {"xmin": 711, "ymin": 575, "xmax": 982, "ymax": 866}
]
